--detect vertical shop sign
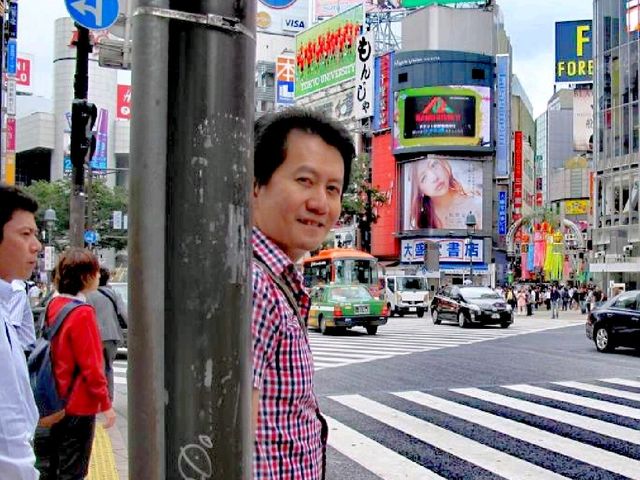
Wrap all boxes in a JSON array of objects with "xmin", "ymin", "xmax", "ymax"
[
  {"xmin": 276, "ymin": 55, "xmax": 295, "ymax": 106},
  {"xmin": 513, "ymin": 131, "xmax": 523, "ymax": 209},
  {"xmin": 354, "ymin": 30, "xmax": 374, "ymax": 119},
  {"xmin": 6, "ymin": 118, "xmax": 16, "ymax": 151},
  {"xmin": 374, "ymin": 52, "xmax": 393, "ymax": 130},
  {"xmin": 495, "ymin": 54, "xmax": 510, "ymax": 177},
  {"xmin": 498, "ymin": 191, "xmax": 508, "ymax": 235}
]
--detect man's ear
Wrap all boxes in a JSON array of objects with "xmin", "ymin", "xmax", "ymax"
[{"xmin": 253, "ymin": 180, "xmax": 261, "ymax": 198}]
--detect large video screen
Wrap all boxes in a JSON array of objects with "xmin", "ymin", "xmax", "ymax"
[
  {"xmin": 394, "ymin": 86, "xmax": 491, "ymax": 150},
  {"xmin": 402, "ymin": 156, "xmax": 484, "ymax": 231}
]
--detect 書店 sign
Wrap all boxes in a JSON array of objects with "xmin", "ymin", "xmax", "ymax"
[{"xmin": 401, "ymin": 238, "xmax": 484, "ymax": 263}]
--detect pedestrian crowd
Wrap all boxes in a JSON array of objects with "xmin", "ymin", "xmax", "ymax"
[{"xmin": 498, "ymin": 283, "xmax": 606, "ymax": 319}]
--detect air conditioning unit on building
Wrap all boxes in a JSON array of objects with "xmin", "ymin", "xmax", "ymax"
[{"xmin": 97, "ymin": 38, "xmax": 132, "ymax": 71}]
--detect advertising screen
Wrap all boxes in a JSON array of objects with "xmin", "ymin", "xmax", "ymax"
[
  {"xmin": 573, "ymin": 88, "xmax": 593, "ymax": 151},
  {"xmin": 394, "ymin": 86, "xmax": 491, "ymax": 150},
  {"xmin": 401, "ymin": 156, "xmax": 483, "ymax": 231},
  {"xmin": 295, "ymin": 4, "xmax": 363, "ymax": 98}
]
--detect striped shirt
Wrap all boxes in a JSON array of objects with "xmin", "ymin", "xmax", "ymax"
[{"xmin": 252, "ymin": 227, "xmax": 326, "ymax": 480}]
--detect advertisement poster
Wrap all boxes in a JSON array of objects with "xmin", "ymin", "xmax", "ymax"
[
  {"xmin": 573, "ymin": 88, "xmax": 593, "ymax": 151},
  {"xmin": 401, "ymin": 237, "xmax": 484, "ymax": 264},
  {"xmin": 353, "ymin": 30, "xmax": 374, "ymax": 119},
  {"xmin": 565, "ymin": 199, "xmax": 589, "ymax": 215},
  {"xmin": 373, "ymin": 51, "xmax": 393, "ymax": 130},
  {"xmin": 402, "ymin": 156, "xmax": 483, "ymax": 231},
  {"xmin": 257, "ymin": 0, "xmax": 310, "ymax": 36},
  {"xmin": 16, "ymin": 55, "xmax": 32, "ymax": 94},
  {"xmin": 295, "ymin": 4, "xmax": 363, "ymax": 98},
  {"xmin": 394, "ymin": 85, "xmax": 491, "ymax": 150},
  {"xmin": 495, "ymin": 54, "xmax": 510, "ymax": 177},
  {"xmin": 117, "ymin": 84, "xmax": 131, "ymax": 120},
  {"xmin": 513, "ymin": 131, "xmax": 523, "ymax": 209},
  {"xmin": 555, "ymin": 20, "xmax": 593, "ymax": 82}
]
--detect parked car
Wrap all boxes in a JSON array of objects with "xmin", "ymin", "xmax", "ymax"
[
  {"xmin": 586, "ymin": 290, "xmax": 640, "ymax": 352},
  {"xmin": 308, "ymin": 284, "xmax": 389, "ymax": 335},
  {"xmin": 430, "ymin": 286, "xmax": 513, "ymax": 328}
]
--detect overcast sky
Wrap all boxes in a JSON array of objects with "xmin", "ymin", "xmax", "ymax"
[{"xmin": 18, "ymin": 0, "xmax": 593, "ymax": 118}]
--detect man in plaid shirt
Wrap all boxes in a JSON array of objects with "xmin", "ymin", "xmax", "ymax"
[{"xmin": 252, "ymin": 108, "xmax": 355, "ymax": 479}]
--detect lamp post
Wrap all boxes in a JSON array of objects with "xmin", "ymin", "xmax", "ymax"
[
  {"xmin": 466, "ymin": 212, "xmax": 477, "ymax": 285},
  {"xmin": 43, "ymin": 208, "xmax": 57, "ymax": 288},
  {"xmin": 43, "ymin": 208, "xmax": 57, "ymax": 246}
]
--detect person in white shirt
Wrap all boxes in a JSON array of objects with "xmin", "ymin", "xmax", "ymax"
[
  {"xmin": 10, "ymin": 280, "xmax": 36, "ymax": 352},
  {"xmin": 0, "ymin": 184, "xmax": 43, "ymax": 480}
]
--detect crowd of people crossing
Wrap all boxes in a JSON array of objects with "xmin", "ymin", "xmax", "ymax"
[{"xmin": 498, "ymin": 284, "xmax": 606, "ymax": 318}]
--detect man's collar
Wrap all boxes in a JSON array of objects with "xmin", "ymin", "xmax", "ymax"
[
  {"xmin": 0, "ymin": 277, "xmax": 14, "ymax": 303},
  {"xmin": 252, "ymin": 227, "xmax": 296, "ymax": 277}
]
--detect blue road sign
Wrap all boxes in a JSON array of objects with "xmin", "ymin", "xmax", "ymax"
[
  {"xmin": 65, "ymin": 0, "xmax": 120, "ymax": 30},
  {"xmin": 84, "ymin": 229, "xmax": 98, "ymax": 245}
]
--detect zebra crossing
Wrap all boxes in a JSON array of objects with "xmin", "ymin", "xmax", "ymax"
[
  {"xmin": 322, "ymin": 376, "xmax": 640, "ymax": 479},
  {"xmin": 112, "ymin": 317, "xmax": 582, "ymax": 386}
]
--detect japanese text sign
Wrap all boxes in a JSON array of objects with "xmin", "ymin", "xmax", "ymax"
[{"xmin": 354, "ymin": 30, "xmax": 374, "ymax": 119}]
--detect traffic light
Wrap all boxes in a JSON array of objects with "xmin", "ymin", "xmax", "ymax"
[{"xmin": 70, "ymin": 99, "xmax": 97, "ymax": 170}]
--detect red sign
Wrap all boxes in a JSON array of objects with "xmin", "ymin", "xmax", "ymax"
[
  {"xmin": 117, "ymin": 84, "xmax": 131, "ymax": 120},
  {"xmin": 6, "ymin": 117, "xmax": 16, "ymax": 152},
  {"xmin": 16, "ymin": 57, "xmax": 30, "ymax": 87},
  {"xmin": 378, "ymin": 53, "xmax": 390, "ymax": 129},
  {"xmin": 536, "ymin": 192, "xmax": 543, "ymax": 207},
  {"xmin": 513, "ymin": 131, "xmax": 523, "ymax": 209}
]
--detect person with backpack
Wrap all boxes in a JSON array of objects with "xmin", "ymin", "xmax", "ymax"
[
  {"xmin": 0, "ymin": 184, "xmax": 42, "ymax": 480},
  {"xmin": 33, "ymin": 248, "xmax": 116, "ymax": 479},
  {"xmin": 86, "ymin": 267, "xmax": 127, "ymax": 400}
]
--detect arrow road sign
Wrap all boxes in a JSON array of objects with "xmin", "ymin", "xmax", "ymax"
[{"xmin": 65, "ymin": 0, "xmax": 119, "ymax": 30}]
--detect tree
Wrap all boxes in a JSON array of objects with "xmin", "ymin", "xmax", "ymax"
[
  {"xmin": 340, "ymin": 153, "xmax": 387, "ymax": 224},
  {"xmin": 25, "ymin": 179, "xmax": 128, "ymax": 251}
]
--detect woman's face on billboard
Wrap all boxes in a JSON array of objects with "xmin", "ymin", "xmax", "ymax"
[{"xmin": 416, "ymin": 158, "xmax": 450, "ymax": 198}]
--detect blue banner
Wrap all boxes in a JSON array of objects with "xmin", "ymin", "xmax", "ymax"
[
  {"xmin": 91, "ymin": 108, "xmax": 109, "ymax": 171},
  {"xmin": 555, "ymin": 20, "xmax": 593, "ymax": 82},
  {"xmin": 495, "ymin": 54, "xmax": 510, "ymax": 177},
  {"xmin": 276, "ymin": 80, "xmax": 294, "ymax": 105},
  {"xmin": 6, "ymin": 39, "xmax": 17, "ymax": 75},
  {"xmin": 498, "ymin": 191, "xmax": 508, "ymax": 235}
]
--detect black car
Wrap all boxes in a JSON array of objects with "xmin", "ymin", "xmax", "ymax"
[
  {"xmin": 430, "ymin": 286, "xmax": 513, "ymax": 328},
  {"xmin": 586, "ymin": 290, "xmax": 640, "ymax": 352}
]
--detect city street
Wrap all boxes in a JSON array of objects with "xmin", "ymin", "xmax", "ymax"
[{"xmin": 108, "ymin": 309, "xmax": 640, "ymax": 479}]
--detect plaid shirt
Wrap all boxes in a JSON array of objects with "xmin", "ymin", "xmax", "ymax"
[{"xmin": 252, "ymin": 227, "xmax": 326, "ymax": 480}]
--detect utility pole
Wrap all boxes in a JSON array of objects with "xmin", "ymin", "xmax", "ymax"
[
  {"xmin": 69, "ymin": 24, "xmax": 97, "ymax": 248},
  {"xmin": 129, "ymin": 1, "xmax": 256, "ymax": 478}
]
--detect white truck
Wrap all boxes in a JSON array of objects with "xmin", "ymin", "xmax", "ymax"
[{"xmin": 382, "ymin": 275, "xmax": 431, "ymax": 318}]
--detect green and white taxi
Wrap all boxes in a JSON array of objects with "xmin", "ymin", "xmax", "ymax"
[{"xmin": 308, "ymin": 284, "xmax": 389, "ymax": 335}]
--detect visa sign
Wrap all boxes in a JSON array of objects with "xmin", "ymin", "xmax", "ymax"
[
  {"xmin": 555, "ymin": 20, "xmax": 593, "ymax": 82},
  {"xmin": 282, "ymin": 17, "xmax": 306, "ymax": 31}
]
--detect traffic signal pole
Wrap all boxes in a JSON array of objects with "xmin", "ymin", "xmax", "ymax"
[
  {"xmin": 69, "ymin": 24, "xmax": 91, "ymax": 248},
  {"xmin": 129, "ymin": 1, "xmax": 256, "ymax": 478}
]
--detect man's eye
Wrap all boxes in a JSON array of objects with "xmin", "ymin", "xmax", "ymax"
[
  {"xmin": 297, "ymin": 177, "xmax": 312, "ymax": 186},
  {"xmin": 327, "ymin": 185, "xmax": 341, "ymax": 195}
]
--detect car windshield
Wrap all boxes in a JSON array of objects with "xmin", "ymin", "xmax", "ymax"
[
  {"xmin": 329, "ymin": 286, "xmax": 373, "ymax": 302},
  {"xmin": 397, "ymin": 277, "xmax": 426, "ymax": 291},
  {"xmin": 460, "ymin": 288, "xmax": 501, "ymax": 300}
]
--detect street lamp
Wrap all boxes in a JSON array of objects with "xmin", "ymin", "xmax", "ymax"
[
  {"xmin": 465, "ymin": 212, "xmax": 477, "ymax": 285},
  {"xmin": 43, "ymin": 208, "xmax": 57, "ymax": 245}
]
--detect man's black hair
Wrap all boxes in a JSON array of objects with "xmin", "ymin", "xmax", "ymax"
[
  {"xmin": 99, "ymin": 266, "xmax": 111, "ymax": 287},
  {"xmin": 254, "ymin": 107, "xmax": 355, "ymax": 193},
  {"xmin": 0, "ymin": 184, "xmax": 38, "ymax": 243}
]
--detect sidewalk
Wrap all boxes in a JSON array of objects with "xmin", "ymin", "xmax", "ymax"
[
  {"xmin": 87, "ymin": 421, "xmax": 127, "ymax": 480},
  {"xmin": 520, "ymin": 306, "xmax": 588, "ymax": 322}
]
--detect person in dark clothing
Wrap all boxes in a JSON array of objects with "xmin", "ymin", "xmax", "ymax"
[{"xmin": 550, "ymin": 287, "xmax": 561, "ymax": 319}]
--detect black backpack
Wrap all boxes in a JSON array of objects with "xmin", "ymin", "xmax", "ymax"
[{"xmin": 28, "ymin": 299, "xmax": 83, "ymax": 427}]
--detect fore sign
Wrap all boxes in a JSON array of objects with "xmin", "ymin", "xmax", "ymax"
[{"xmin": 555, "ymin": 20, "xmax": 593, "ymax": 83}]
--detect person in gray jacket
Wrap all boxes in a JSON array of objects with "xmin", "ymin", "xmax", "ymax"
[{"xmin": 86, "ymin": 267, "xmax": 127, "ymax": 400}]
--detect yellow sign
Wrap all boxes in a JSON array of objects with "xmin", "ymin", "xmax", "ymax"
[
  {"xmin": 256, "ymin": 11, "xmax": 272, "ymax": 29},
  {"xmin": 565, "ymin": 199, "xmax": 589, "ymax": 215},
  {"xmin": 3, "ymin": 153, "xmax": 15, "ymax": 185}
]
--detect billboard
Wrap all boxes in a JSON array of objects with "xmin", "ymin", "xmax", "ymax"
[
  {"xmin": 573, "ymin": 88, "xmax": 593, "ymax": 151},
  {"xmin": 353, "ymin": 30, "xmax": 374, "ymax": 119},
  {"xmin": 498, "ymin": 191, "xmax": 508, "ymax": 235},
  {"xmin": 117, "ymin": 84, "xmax": 131, "ymax": 120},
  {"xmin": 565, "ymin": 199, "xmax": 589, "ymax": 215},
  {"xmin": 314, "ymin": 0, "xmax": 363, "ymax": 17},
  {"xmin": 373, "ymin": 51, "xmax": 393, "ymax": 130},
  {"xmin": 276, "ymin": 55, "xmax": 296, "ymax": 106},
  {"xmin": 257, "ymin": 0, "xmax": 310, "ymax": 35},
  {"xmin": 513, "ymin": 131, "xmax": 523, "ymax": 209},
  {"xmin": 629, "ymin": 0, "xmax": 640, "ymax": 33},
  {"xmin": 16, "ymin": 55, "xmax": 32, "ymax": 94},
  {"xmin": 556, "ymin": 20, "xmax": 593, "ymax": 82},
  {"xmin": 495, "ymin": 54, "xmax": 510, "ymax": 177},
  {"xmin": 394, "ymin": 85, "xmax": 491, "ymax": 151},
  {"xmin": 401, "ymin": 0, "xmax": 482, "ymax": 7},
  {"xmin": 295, "ymin": 4, "xmax": 363, "ymax": 98},
  {"xmin": 401, "ymin": 237, "xmax": 484, "ymax": 264},
  {"xmin": 402, "ymin": 156, "xmax": 483, "ymax": 231}
]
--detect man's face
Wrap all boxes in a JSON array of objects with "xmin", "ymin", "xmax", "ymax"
[
  {"xmin": 0, "ymin": 209, "xmax": 42, "ymax": 282},
  {"xmin": 254, "ymin": 129, "xmax": 344, "ymax": 261}
]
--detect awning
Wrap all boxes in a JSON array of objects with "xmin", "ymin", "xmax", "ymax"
[{"xmin": 440, "ymin": 262, "xmax": 489, "ymax": 274}]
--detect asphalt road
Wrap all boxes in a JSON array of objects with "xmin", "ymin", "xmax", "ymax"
[{"xmin": 112, "ymin": 312, "xmax": 640, "ymax": 479}]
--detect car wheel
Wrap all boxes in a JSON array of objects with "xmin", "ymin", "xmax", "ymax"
[
  {"xmin": 500, "ymin": 321, "xmax": 510, "ymax": 329},
  {"xmin": 458, "ymin": 311, "xmax": 468, "ymax": 328},
  {"xmin": 366, "ymin": 325, "xmax": 378, "ymax": 335},
  {"xmin": 595, "ymin": 326, "xmax": 614, "ymax": 352},
  {"xmin": 320, "ymin": 317, "xmax": 329, "ymax": 335},
  {"xmin": 432, "ymin": 309, "xmax": 441, "ymax": 325},
  {"xmin": 417, "ymin": 309, "xmax": 425, "ymax": 318},
  {"xmin": 387, "ymin": 303, "xmax": 393, "ymax": 317},
  {"xmin": 394, "ymin": 308, "xmax": 404, "ymax": 317}
]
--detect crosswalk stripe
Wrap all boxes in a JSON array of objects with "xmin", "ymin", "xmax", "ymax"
[
  {"xmin": 114, "ymin": 377, "xmax": 127, "ymax": 385},
  {"xmin": 554, "ymin": 380, "xmax": 640, "ymax": 402},
  {"xmin": 325, "ymin": 415, "xmax": 444, "ymax": 480},
  {"xmin": 395, "ymin": 391, "xmax": 640, "ymax": 479},
  {"xmin": 113, "ymin": 367, "xmax": 127, "ymax": 374},
  {"xmin": 505, "ymin": 384, "xmax": 640, "ymax": 419},
  {"xmin": 330, "ymin": 394, "xmax": 567, "ymax": 480},
  {"xmin": 452, "ymin": 387, "xmax": 640, "ymax": 445},
  {"xmin": 600, "ymin": 378, "xmax": 640, "ymax": 389}
]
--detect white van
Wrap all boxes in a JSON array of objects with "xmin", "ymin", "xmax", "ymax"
[{"xmin": 383, "ymin": 275, "xmax": 430, "ymax": 318}]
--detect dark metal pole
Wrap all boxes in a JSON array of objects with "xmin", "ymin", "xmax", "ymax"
[
  {"xmin": 69, "ymin": 24, "xmax": 90, "ymax": 247},
  {"xmin": 129, "ymin": 0, "xmax": 169, "ymax": 478},
  {"xmin": 469, "ymin": 234, "xmax": 474, "ymax": 284},
  {"xmin": 164, "ymin": 1, "xmax": 255, "ymax": 477}
]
